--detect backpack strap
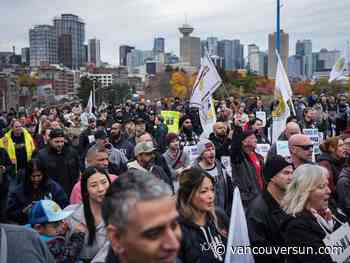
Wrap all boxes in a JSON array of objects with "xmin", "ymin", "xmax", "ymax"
[{"xmin": 0, "ymin": 227, "xmax": 7, "ymax": 263}]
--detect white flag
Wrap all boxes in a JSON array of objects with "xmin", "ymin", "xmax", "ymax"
[
  {"xmin": 329, "ymin": 55, "xmax": 347, "ymax": 83},
  {"xmin": 272, "ymin": 50, "xmax": 292, "ymax": 144},
  {"xmin": 190, "ymin": 55, "xmax": 222, "ymax": 137},
  {"xmin": 224, "ymin": 187, "xmax": 255, "ymax": 263},
  {"xmin": 190, "ymin": 55, "xmax": 222, "ymax": 108},
  {"xmin": 87, "ymin": 90, "xmax": 93, "ymax": 114}
]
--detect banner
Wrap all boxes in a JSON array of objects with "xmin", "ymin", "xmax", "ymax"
[
  {"xmin": 255, "ymin": 111, "xmax": 266, "ymax": 127},
  {"xmin": 323, "ymin": 223, "xmax": 350, "ymax": 263},
  {"xmin": 329, "ymin": 55, "xmax": 347, "ymax": 83},
  {"xmin": 161, "ymin": 111, "xmax": 180, "ymax": 134},
  {"xmin": 303, "ymin": 128, "xmax": 321, "ymax": 155},
  {"xmin": 199, "ymin": 96, "xmax": 217, "ymax": 139},
  {"xmin": 255, "ymin": 144, "xmax": 270, "ymax": 159}
]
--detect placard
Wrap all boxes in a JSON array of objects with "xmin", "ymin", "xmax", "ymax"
[
  {"xmin": 221, "ymin": 156, "xmax": 232, "ymax": 176},
  {"xmin": 88, "ymin": 135, "xmax": 95, "ymax": 144},
  {"xmin": 256, "ymin": 144, "xmax": 270, "ymax": 159},
  {"xmin": 303, "ymin": 128, "xmax": 321, "ymax": 155},
  {"xmin": 276, "ymin": 141, "xmax": 291, "ymax": 157},
  {"xmin": 323, "ymin": 223, "xmax": 350, "ymax": 263},
  {"xmin": 256, "ymin": 111, "xmax": 267, "ymax": 127},
  {"xmin": 183, "ymin": 145, "xmax": 199, "ymax": 165},
  {"xmin": 161, "ymin": 111, "xmax": 180, "ymax": 134}
]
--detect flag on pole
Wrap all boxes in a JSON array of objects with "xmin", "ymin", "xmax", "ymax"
[
  {"xmin": 224, "ymin": 187, "xmax": 255, "ymax": 263},
  {"xmin": 271, "ymin": 50, "xmax": 292, "ymax": 143},
  {"xmin": 329, "ymin": 55, "xmax": 347, "ymax": 83},
  {"xmin": 190, "ymin": 55, "xmax": 222, "ymax": 137},
  {"xmin": 87, "ymin": 90, "xmax": 93, "ymax": 114}
]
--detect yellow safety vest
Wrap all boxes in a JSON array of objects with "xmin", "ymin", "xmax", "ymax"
[{"xmin": 0, "ymin": 129, "xmax": 35, "ymax": 165}]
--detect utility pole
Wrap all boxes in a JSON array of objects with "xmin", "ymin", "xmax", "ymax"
[{"xmin": 276, "ymin": 0, "xmax": 281, "ymax": 54}]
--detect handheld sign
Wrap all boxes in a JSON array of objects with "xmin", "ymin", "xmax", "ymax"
[
  {"xmin": 323, "ymin": 223, "xmax": 350, "ymax": 263},
  {"xmin": 303, "ymin": 129, "xmax": 321, "ymax": 155},
  {"xmin": 276, "ymin": 141, "xmax": 291, "ymax": 157},
  {"xmin": 256, "ymin": 144, "xmax": 270, "ymax": 159},
  {"xmin": 256, "ymin": 111, "xmax": 267, "ymax": 127},
  {"xmin": 161, "ymin": 111, "xmax": 180, "ymax": 134}
]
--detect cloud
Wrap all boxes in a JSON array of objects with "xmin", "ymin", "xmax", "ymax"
[{"xmin": 1, "ymin": 0, "xmax": 349, "ymax": 64}]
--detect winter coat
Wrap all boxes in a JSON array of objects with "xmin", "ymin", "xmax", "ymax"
[
  {"xmin": 282, "ymin": 210, "xmax": 347, "ymax": 263},
  {"xmin": 336, "ymin": 167, "xmax": 350, "ymax": 218},
  {"xmin": 208, "ymin": 133, "xmax": 231, "ymax": 160},
  {"xmin": 178, "ymin": 215, "xmax": 227, "ymax": 263},
  {"xmin": 78, "ymin": 128, "xmax": 96, "ymax": 156},
  {"xmin": 151, "ymin": 123, "xmax": 168, "ymax": 154},
  {"xmin": 163, "ymin": 148, "xmax": 190, "ymax": 180},
  {"xmin": 317, "ymin": 152, "xmax": 344, "ymax": 194},
  {"xmin": 110, "ymin": 135, "xmax": 134, "ymax": 160},
  {"xmin": 192, "ymin": 159, "xmax": 233, "ymax": 215},
  {"xmin": 7, "ymin": 178, "xmax": 69, "ymax": 224},
  {"xmin": 36, "ymin": 145, "xmax": 80, "ymax": 196},
  {"xmin": 246, "ymin": 190, "xmax": 291, "ymax": 263},
  {"xmin": 127, "ymin": 160, "xmax": 174, "ymax": 192}
]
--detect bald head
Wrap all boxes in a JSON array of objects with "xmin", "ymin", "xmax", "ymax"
[
  {"xmin": 288, "ymin": 134, "xmax": 312, "ymax": 147},
  {"xmin": 285, "ymin": 122, "xmax": 301, "ymax": 139},
  {"xmin": 213, "ymin": 122, "xmax": 227, "ymax": 137}
]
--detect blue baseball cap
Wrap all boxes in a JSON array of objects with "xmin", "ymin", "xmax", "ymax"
[{"xmin": 29, "ymin": 200, "xmax": 73, "ymax": 225}]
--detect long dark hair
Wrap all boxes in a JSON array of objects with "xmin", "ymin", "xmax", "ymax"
[
  {"xmin": 24, "ymin": 159, "xmax": 49, "ymax": 195},
  {"xmin": 81, "ymin": 166, "xmax": 111, "ymax": 245}
]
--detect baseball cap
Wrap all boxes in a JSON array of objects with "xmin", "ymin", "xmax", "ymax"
[
  {"xmin": 29, "ymin": 200, "xmax": 73, "ymax": 225},
  {"xmin": 95, "ymin": 130, "xmax": 108, "ymax": 140},
  {"xmin": 134, "ymin": 141, "xmax": 156, "ymax": 156}
]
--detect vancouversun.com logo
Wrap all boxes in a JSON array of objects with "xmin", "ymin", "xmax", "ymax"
[{"xmin": 200, "ymin": 241, "xmax": 226, "ymax": 257}]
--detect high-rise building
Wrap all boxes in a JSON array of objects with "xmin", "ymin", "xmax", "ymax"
[
  {"xmin": 288, "ymin": 55, "xmax": 303, "ymax": 78},
  {"xmin": 218, "ymin": 40, "xmax": 233, "ymax": 70},
  {"xmin": 313, "ymin": 49, "xmax": 341, "ymax": 73},
  {"xmin": 232, "ymin": 40, "xmax": 244, "ymax": 69},
  {"xmin": 179, "ymin": 24, "xmax": 201, "ymax": 67},
  {"xmin": 54, "ymin": 14, "xmax": 85, "ymax": 69},
  {"xmin": 119, "ymin": 45, "xmax": 134, "ymax": 66},
  {"xmin": 296, "ymin": 40, "xmax": 313, "ymax": 78},
  {"xmin": 21, "ymin": 47, "xmax": 30, "ymax": 65},
  {"xmin": 248, "ymin": 44, "xmax": 265, "ymax": 75},
  {"xmin": 29, "ymin": 25, "xmax": 57, "ymax": 67},
  {"xmin": 268, "ymin": 30, "xmax": 289, "ymax": 78},
  {"xmin": 153, "ymin": 37, "xmax": 165, "ymax": 53},
  {"xmin": 207, "ymin": 37, "xmax": 219, "ymax": 56},
  {"xmin": 126, "ymin": 49, "xmax": 144, "ymax": 73},
  {"xmin": 82, "ymin": 44, "xmax": 88, "ymax": 65},
  {"xmin": 88, "ymin": 38, "xmax": 101, "ymax": 67}
]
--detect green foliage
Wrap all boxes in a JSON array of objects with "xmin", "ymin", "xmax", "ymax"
[
  {"xmin": 78, "ymin": 76, "xmax": 93, "ymax": 106},
  {"xmin": 108, "ymin": 83, "xmax": 133, "ymax": 105}
]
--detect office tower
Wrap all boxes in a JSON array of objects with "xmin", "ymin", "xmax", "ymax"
[
  {"xmin": 218, "ymin": 40, "xmax": 233, "ymax": 70},
  {"xmin": 54, "ymin": 14, "xmax": 85, "ymax": 69},
  {"xmin": 119, "ymin": 45, "xmax": 134, "ymax": 66},
  {"xmin": 248, "ymin": 44, "xmax": 265, "ymax": 75},
  {"xmin": 313, "ymin": 49, "xmax": 341, "ymax": 72},
  {"xmin": 268, "ymin": 30, "xmax": 289, "ymax": 78},
  {"xmin": 88, "ymin": 38, "xmax": 101, "ymax": 67},
  {"xmin": 296, "ymin": 40, "xmax": 313, "ymax": 78},
  {"xmin": 288, "ymin": 55, "xmax": 303, "ymax": 78},
  {"xmin": 29, "ymin": 25, "xmax": 57, "ymax": 67},
  {"xmin": 153, "ymin": 37, "xmax": 165, "ymax": 53},
  {"xmin": 233, "ymin": 39, "xmax": 244, "ymax": 69},
  {"xmin": 207, "ymin": 37, "xmax": 219, "ymax": 56},
  {"xmin": 21, "ymin": 47, "xmax": 30, "ymax": 65},
  {"xmin": 179, "ymin": 23, "xmax": 201, "ymax": 67},
  {"xmin": 82, "ymin": 44, "xmax": 88, "ymax": 65}
]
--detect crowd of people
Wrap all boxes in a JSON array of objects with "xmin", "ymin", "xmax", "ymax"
[{"xmin": 0, "ymin": 92, "xmax": 350, "ymax": 262}]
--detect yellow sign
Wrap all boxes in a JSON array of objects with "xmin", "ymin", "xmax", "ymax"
[{"xmin": 161, "ymin": 111, "xmax": 180, "ymax": 134}]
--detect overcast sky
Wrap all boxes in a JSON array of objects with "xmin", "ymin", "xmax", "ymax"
[{"xmin": 1, "ymin": 0, "xmax": 350, "ymax": 65}]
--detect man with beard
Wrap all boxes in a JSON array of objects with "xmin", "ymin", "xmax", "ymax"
[
  {"xmin": 109, "ymin": 121, "xmax": 134, "ymax": 160},
  {"xmin": 209, "ymin": 122, "xmax": 231, "ymax": 160},
  {"xmin": 129, "ymin": 118, "xmax": 147, "ymax": 146},
  {"xmin": 178, "ymin": 115, "xmax": 199, "ymax": 148},
  {"xmin": 128, "ymin": 141, "xmax": 174, "ymax": 192},
  {"xmin": 36, "ymin": 128, "xmax": 80, "ymax": 196},
  {"xmin": 192, "ymin": 139, "xmax": 233, "ymax": 215},
  {"xmin": 247, "ymin": 155, "xmax": 293, "ymax": 263},
  {"xmin": 0, "ymin": 119, "xmax": 35, "ymax": 188},
  {"xmin": 78, "ymin": 117, "xmax": 97, "ymax": 156}
]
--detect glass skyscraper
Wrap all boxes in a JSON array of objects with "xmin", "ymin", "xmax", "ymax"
[{"xmin": 54, "ymin": 14, "xmax": 85, "ymax": 69}]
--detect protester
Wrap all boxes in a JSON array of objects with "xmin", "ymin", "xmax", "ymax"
[
  {"xmin": 102, "ymin": 170, "xmax": 181, "ymax": 263},
  {"xmin": 317, "ymin": 136, "xmax": 346, "ymax": 194},
  {"xmin": 78, "ymin": 117, "xmax": 97, "ymax": 156},
  {"xmin": 36, "ymin": 128, "xmax": 80, "ymax": 195},
  {"xmin": 0, "ymin": 119, "xmax": 36, "ymax": 185},
  {"xmin": 336, "ymin": 156, "xmax": 350, "ymax": 218},
  {"xmin": 209, "ymin": 122, "xmax": 231, "ymax": 160},
  {"xmin": 177, "ymin": 168, "xmax": 227, "ymax": 262},
  {"xmin": 7, "ymin": 158, "xmax": 68, "ymax": 224},
  {"xmin": 64, "ymin": 166, "xmax": 111, "ymax": 262},
  {"xmin": 231, "ymin": 129, "xmax": 264, "ymax": 208},
  {"xmin": 288, "ymin": 134, "xmax": 314, "ymax": 168},
  {"xmin": 247, "ymin": 155, "xmax": 293, "ymax": 263},
  {"xmin": 28, "ymin": 200, "xmax": 86, "ymax": 263},
  {"xmin": 178, "ymin": 115, "xmax": 200, "ymax": 147},
  {"xmin": 128, "ymin": 141, "xmax": 174, "ymax": 191},
  {"xmin": 193, "ymin": 139, "xmax": 233, "ymax": 214},
  {"xmin": 109, "ymin": 121, "xmax": 134, "ymax": 160},
  {"xmin": 282, "ymin": 164, "xmax": 347, "ymax": 263}
]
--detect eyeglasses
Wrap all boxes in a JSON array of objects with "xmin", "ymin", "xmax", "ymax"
[{"xmin": 293, "ymin": 144, "xmax": 313, "ymax": 151}]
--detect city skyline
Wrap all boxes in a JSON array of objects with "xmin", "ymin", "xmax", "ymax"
[{"xmin": 1, "ymin": 0, "xmax": 350, "ymax": 65}]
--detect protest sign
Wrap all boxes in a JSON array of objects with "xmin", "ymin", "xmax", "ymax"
[
  {"xmin": 256, "ymin": 111, "xmax": 267, "ymax": 127},
  {"xmin": 303, "ymin": 128, "xmax": 321, "ymax": 155},
  {"xmin": 256, "ymin": 144, "xmax": 270, "ymax": 159},
  {"xmin": 161, "ymin": 111, "xmax": 180, "ymax": 134},
  {"xmin": 323, "ymin": 223, "xmax": 350, "ymax": 263},
  {"xmin": 276, "ymin": 141, "xmax": 291, "ymax": 157}
]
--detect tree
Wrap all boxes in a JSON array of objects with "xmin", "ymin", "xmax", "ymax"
[
  {"xmin": 78, "ymin": 76, "xmax": 93, "ymax": 106},
  {"xmin": 109, "ymin": 83, "xmax": 131, "ymax": 105}
]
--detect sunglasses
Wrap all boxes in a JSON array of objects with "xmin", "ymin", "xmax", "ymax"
[{"xmin": 293, "ymin": 144, "xmax": 313, "ymax": 151}]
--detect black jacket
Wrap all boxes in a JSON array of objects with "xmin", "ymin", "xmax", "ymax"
[
  {"xmin": 110, "ymin": 135, "xmax": 134, "ymax": 160},
  {"xmin": 282, "ymin": 210, "xmax": 347, "ymax": 263},
  {"xmin": 36, "ymin": 146, "xmax": 80, "ymax": 196},
  {"xmin": 178, "ymin": 215, "xmax": 226, "ymax": 263},
  {"xmin": 78, "ymin": 128, "xmax": 95, "ymax": 156},
  {"xmin": 208, "ymin": 133, "xmax": 231, "ymax": 160},
  {"xmin": 246, "ymin": 190, "xmax": 291, "ymax": 263},
  {"xmin": 0, "ymin": 148, "xmax": 12, "ymax": 222},
  {"xmin": 336, "ymin": 167, "xmax": 350, "ymax": 218}
]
